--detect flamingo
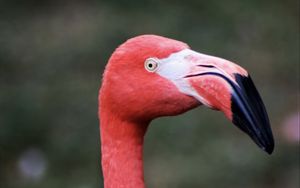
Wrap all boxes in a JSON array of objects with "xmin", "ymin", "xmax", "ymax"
[{"xmin": 98, "ymin": 35, "xmax": 274, "ymax": 188}]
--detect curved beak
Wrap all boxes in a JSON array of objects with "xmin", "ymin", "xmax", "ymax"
[
  {"xmin": 157, "ymin": 49, "xmax": 274, "ymax": 154},
  {"xmin": 229, "ymin": 74, "xmax": 274, "ymax": 154}
]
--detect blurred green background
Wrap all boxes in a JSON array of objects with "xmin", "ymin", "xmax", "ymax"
[{"xmin": 0, "ymin": 0, "xmax": 299, "ymax": 188}]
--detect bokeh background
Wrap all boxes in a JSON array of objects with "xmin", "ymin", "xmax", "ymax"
[{"xmin": 0, "ymin": 0, "xmax": 299, "ymax": 188}]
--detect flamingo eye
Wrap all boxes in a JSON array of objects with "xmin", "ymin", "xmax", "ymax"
[{"xmin": 145, "ymin": 58, "xmax": 159, "ymax": 72}]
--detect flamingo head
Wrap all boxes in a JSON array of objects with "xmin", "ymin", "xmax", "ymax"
[{"xmin": 100, "ymin": 35, "xmax": 274, "ymax": 154}]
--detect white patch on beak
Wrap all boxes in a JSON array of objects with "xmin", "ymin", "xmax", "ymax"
[{"xmin": 156, "ymin": 49, "xmax": 213, "ymax": 107}]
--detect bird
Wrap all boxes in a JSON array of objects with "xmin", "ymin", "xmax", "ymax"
[{"xmin": 98, "ymin": 35, "xmax": 274, "ymax": 188}]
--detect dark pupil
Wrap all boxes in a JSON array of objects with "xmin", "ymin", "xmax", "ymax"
[{"xmin": 148, "ymin": 63, "xmax": 153, "ymax": 68}]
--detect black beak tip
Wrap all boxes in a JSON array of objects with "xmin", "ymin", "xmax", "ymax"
[
  {"xmin": 230, "ymin": 74, "xmax": 275, "ymax": 155},
  {"xmin": 258, "ymin": 141, "xmax": 274, "ymax": 154},
  {"xmin": 264, "ymin": 144, "xmax": 274, "ymax": 154}
]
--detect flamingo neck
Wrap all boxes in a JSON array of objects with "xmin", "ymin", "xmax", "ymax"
[{"xmin": 100, "ymin": 113, "xmax": 148, "ymax": 188}]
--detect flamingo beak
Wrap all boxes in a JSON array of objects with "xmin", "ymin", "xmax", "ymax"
[
  {"xmin": 229, "ymin": 74, "xmax": 274, "ymax": 154},
  {"xmin": 157, "ymin": 49, "xmax": 274, "ymax": 154}
]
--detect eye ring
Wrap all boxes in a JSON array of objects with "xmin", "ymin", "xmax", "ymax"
[{"xmin": 144, "ymin": 58, "xmax": 159, "ymax": 72}]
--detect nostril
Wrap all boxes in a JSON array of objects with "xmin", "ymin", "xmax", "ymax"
[{"xmin": 197, "ymin": 65, "xmax": 215, "ymax": 68}]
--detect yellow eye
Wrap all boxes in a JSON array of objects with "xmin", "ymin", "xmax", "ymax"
[{"xmin": 144, "ymin": 58, "xmax": 159, "ymax": 72}]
